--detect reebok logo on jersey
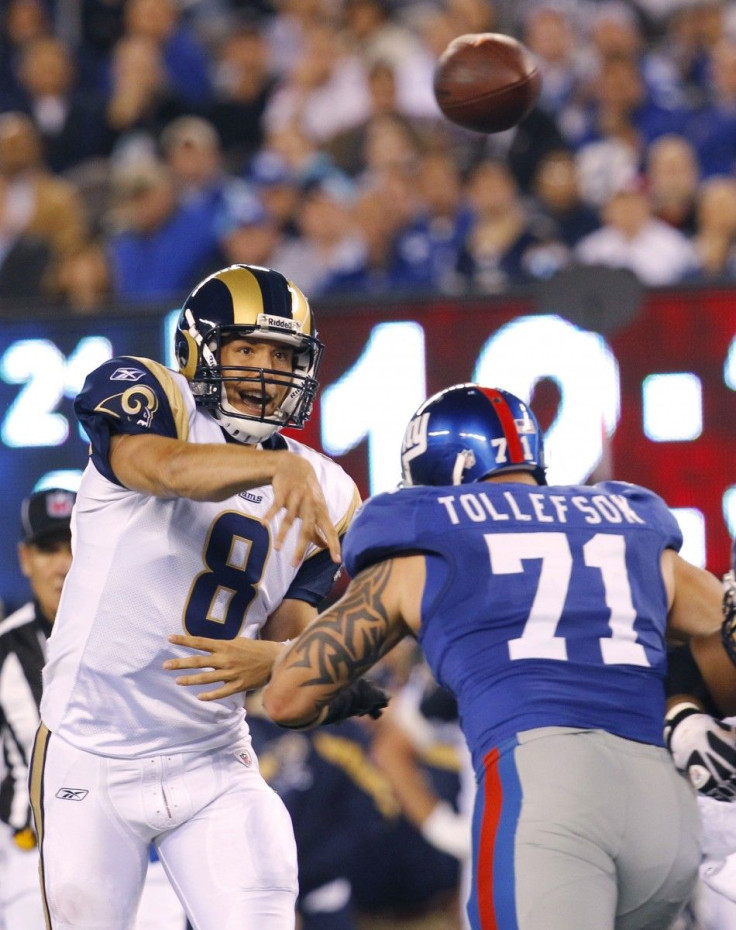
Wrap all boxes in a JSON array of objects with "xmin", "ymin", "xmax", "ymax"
[
  {"xmin": 55, "ymin": 787, "xmax": 89, "ymax": 801},
  {"xmin": 110, "ymin": 367, "xmax": 145, "ymax": 382},
  {"xmin": 239, "ymin": 491, "xmax": 263, "ymax": 504}
]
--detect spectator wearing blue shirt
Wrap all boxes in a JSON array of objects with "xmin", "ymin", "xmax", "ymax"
[
  {"xmin": 159, "ymin": 115, "xmax": 256, "ymax": 252},
  {"xmin": 106, "ymin": 158, "xmax": 220, "ymax": 304},
  {"xmin": 269, "ymin": 175, "xmax": 370, "ymax": 298},
  {"xmin": 121, "ymin": 0, "xmax": 213, "ymax": 110},
  {"xmin": 205, "ymin": 185, "xmax": 282, "ymax": 275},
  {"xmin": 386, "ymin": 150, "xmax": 473, "ymax": 294},
  {"xmin": 530, "ymin": 149, "xmax": 600, "ymax": 248},
  {"xmin": 247, "ymin": 149, "xmax": 302, "ymax": 239},
  {"xmin": 456, "ymin": 159, "xmax": 565, "ymax": 292},
  {"xmin": 521, "ymin": 6, "xmax": 584, "ymax": 123},
  {"xmin": 571, "ymin": 55, "xmax": 689, "ymax": 158},
  {"xmin": 686, "ymin": 36, "xmax": 736, "ymax": 179}
]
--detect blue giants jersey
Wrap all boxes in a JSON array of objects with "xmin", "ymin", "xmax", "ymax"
[{"xmin": 343, "ymin": 481, "xmax": 682, "ymax": 772}]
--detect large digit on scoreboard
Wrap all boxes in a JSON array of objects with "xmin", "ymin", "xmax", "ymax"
[
  {"xmin": 472, "ymin": 315, "xmax": 620, "ymax": 484},
  {"xmin": 1, "ymin": 337, "xmax": 113, "ymax": 447},
  {"xmin": 320, "ymin": 322, "xmax": 426, "ymax": 493}
]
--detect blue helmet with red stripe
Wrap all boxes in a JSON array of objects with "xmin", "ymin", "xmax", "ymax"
[{"xmin": 401, "ymin": 383, "xmax": 547, "ymax": 487}]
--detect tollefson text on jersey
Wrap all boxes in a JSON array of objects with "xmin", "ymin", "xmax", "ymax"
[{"xmin": 436, "ymin": 490, "xmax": 647, "ymax": 527}]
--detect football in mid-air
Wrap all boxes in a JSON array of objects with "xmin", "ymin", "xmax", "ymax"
[{"xmin": 433, "ymin": 33, "xmax": 541, "ymax": 134}]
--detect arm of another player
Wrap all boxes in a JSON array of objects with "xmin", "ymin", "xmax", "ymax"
[
  {"xmin": 109, "ymin": 432, "xmax": 340, "ymax": 565},
  {"xmin": 262, "ymin": 555, "xmax": 424, "ymax": 728},
  {"xmin": 664, "ymin": 551, "xmax": 736, "ymax": 715},
  {"xmin": 164, "ymin": 599, "xmax": 317, "ymax": 701},
  {"xmin": 662, "ymin": 551, "xmax": 736, "ymax": 798},
  {"xmin": 371, "ymin": 706, "xmax": 471, "ymax": 859}
]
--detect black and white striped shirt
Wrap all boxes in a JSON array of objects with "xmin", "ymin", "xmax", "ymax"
[{"xmin": 0, "ymin": 602, "xmax": 50, "ymax": 834}]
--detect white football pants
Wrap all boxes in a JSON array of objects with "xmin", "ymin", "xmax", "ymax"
[{"xmin": 29, "ymin": 725, "xmax": 298, "ymax": 930}]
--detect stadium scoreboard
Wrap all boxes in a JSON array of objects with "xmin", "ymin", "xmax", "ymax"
[{"xmin": 1, "ymin": 286, "xmax": 735, "ymax": 610}]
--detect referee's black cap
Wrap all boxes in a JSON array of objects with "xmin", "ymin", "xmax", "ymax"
[{"xmin": 20, "ymin": 488, "xmax": 75, "ymax": 545}]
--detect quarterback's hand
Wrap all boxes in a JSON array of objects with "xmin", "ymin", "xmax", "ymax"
[
  {"xmin": 665, "ymin": 701, "xmax": 736, "ymax": 801},
  {"xmin": 266, "ymin": 454, "xmax": 341, "ymax": 566},
  {"xmin": 164, "ymin": 635, "xmax": 282, "ymax": 701}
]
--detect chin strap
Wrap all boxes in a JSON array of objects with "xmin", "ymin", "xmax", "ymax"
[
  {"xmin": 452, "ymin": 450, "xmax": 476, "ymax": 485},
  {"xmin": 215, "ymin": 384, "xmax": 285, "ymax": 444},
  {"xmin": 184, "ymin": 308, "xmax": 218, "ymax": 370},
  {"xmin": 212, "ymin": 408, "xmax": 272, "ymax": 445}
]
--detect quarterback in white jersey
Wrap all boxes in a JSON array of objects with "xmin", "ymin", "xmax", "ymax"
[
  {"xmin": 40, "ymin": 360, "xmax": 357, "ymax": 758},
  {"xmin": 29, "ymin": 265, "xmax": 362, "ymax": 930}
]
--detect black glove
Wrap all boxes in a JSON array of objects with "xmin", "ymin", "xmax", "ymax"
[
  {"xmin": 664, "ymin": 701, "xmax": 736, "ymax": 801},
  {"xmin": 322, "ymin": 678, "xmax": 390, "ymax": 726}
]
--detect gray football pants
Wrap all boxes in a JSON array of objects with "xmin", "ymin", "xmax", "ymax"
[{"xmin": 466, "ymin": 727, "xmax": 701, "ymax": 930}]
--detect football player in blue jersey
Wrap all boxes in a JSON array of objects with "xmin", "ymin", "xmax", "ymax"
[
  {"xmin": 262, "ymin": 382, "xmax": 736, "ymax": 930},
  {"xmin": 27, "ymin": 265, "xmax": 388, "ymax": 930}
]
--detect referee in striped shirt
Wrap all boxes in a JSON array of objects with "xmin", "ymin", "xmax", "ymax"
[{"xmin": 0, "ymin": 487, "xmax": 74, "ymax": 929}]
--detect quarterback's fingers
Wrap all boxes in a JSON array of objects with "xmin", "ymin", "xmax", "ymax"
[
  {"xmin": 273, "ymin": 507, "xmax": 299, "ymax": 554},
  {"xmin": 276, "ymin": 504, "xmax": 310, "ymax": 563},
  {"xmin": 290, "ymin": 514, "xmax": 314, "ymax": 566},
  {"xmin": 173, "ymin": 670, "xmax": 234, "ymax": 687},
  {"xmin": 164, "ymin": 655, "xmax": 217, "ymax": 671},
  {"xmin": 167, "ymin": 634, "xmax": 220, "ymax": 653},
  {"xmin": 195, "ymin": 683, "xmax": 245, "ymax": 701},
  {"xmin": 283, "ymin": 505, "xmax": 340, "ymax": 566},
  {"xmin": 264, "ymin": 482, "xmax": 304, "ymax": 530},
  {"xmin": 264, "ymin": 495, "xmax": 287, "ymax": 526},
  {"xmin": 265, "ymin": 489, "xmax": 340, "ymax": 565},
  {"xmin": 314, "ymin": 511, "xmax": 340, "ymax": 564}
]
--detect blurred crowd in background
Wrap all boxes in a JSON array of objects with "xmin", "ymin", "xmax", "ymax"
[{"xmin": 3, "ymin": 0, "xmax": 736, "ymax": 314}]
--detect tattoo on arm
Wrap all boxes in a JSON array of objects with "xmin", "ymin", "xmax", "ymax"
[{"xmin": 285, "ymin": 561, "xmax": 401, "ymax": 703}]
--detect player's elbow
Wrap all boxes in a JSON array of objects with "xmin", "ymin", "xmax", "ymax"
[{"xmin": 262, "ymin": 680, "xmax": 318, "ymax": 728}]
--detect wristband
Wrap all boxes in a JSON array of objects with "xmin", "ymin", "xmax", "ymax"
[
  {"xmin": 420, "ymin": 801, "xmax": 471, "ymax": 860},
  {"xmin": 663, "ymin": 700, "xmax": 702, "ymax": 750}
]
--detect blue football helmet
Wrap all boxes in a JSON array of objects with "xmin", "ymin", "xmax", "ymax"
[
  {"xmin": 175, "ymin": 264, "xmax": 323, "ymax": 444},
  {"xmin": 401, "ymin": 383, "xmax": 547, "ymax": 487}
]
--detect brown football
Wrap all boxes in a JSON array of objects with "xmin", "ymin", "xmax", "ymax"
[{"xmin": 434, "ymin": 33, "xmax": 541, "ymax": 134}]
